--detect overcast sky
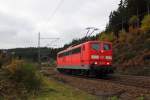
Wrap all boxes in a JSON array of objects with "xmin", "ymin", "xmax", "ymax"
[{"xmin": 0, "ymin": 0, "xmax": 120, "ymax": 49}]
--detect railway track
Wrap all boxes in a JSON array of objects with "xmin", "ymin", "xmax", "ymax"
[
  {"xmin": 41, "ymin": 67, "xmax": 150, "ymax": 99},
  {"xmin": 42, "ymin": 67, "xmax": 150, "ymax": 90},
  {"xmin": 108, "ymin": 75, "xmax": 150, "ymax": 90},
  {"xmin": 59, "ymin": 74, "xmax": 150, "ymax": 90},
  {"xmin": 55, "ymin": 74, "xmax": 150, "ymax": 99}
]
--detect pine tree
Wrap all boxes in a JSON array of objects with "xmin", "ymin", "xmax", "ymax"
[{"xmin": 106, "ymin": 0, "xmax": 148, "ymax": 36}]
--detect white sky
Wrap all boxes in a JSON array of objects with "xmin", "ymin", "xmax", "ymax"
[{"xmin": 0, "ymin": 0, "xmax": 120, "ymax": 49}]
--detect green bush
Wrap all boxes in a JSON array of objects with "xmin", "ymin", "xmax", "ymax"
[{"xmin": 6, "ymin": 60, "xmax": 45, "ymax": 93}]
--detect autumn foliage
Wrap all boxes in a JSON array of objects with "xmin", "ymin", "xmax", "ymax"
[{"xmin": 0, "ymin": 59, "xmax": 46, "ymax": 99}]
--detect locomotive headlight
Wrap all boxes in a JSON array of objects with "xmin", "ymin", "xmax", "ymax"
[
  {"xmin": 91, "ymin": 55, "xmax": 99, "ymax": 59},
  {"xmin": 94, "ymin": 62, "xmax": 98, "ymax": 64},
  {"xmin": 106, "ymin": 62, "xmax": 110, "ymax": 65}
]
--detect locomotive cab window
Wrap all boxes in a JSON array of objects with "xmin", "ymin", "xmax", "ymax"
[
  {"xmin": 103, "ymin": 43, "xmax": 111, "ymax": 50},
  {"xmin": 91, "ymin": 43, "xmax": 100, "ymax": 50}
]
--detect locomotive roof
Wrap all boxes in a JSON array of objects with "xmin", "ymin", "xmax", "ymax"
[{"xmin": 58, "ymin": 41, "xmax": 112, "ymax": 54}]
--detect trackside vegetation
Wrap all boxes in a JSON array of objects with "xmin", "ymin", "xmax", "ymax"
[
  {"xmin": 30, "ymin": 78, "xmax": 97, "ymax": 100},
  {"xmin": 0, "ymin": 59, "xmax": 45, "ymax": 99},
  {"xmin": 0, "ymin": 56, "xmax": 97, "ymax": 100}
]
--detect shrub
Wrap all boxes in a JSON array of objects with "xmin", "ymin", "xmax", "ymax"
[
  {"xmin": 119, "ymin": 30, "xmax": 127, "ymax": 43},
  {"xmin": 129, "ymin": 26, "xmax": 141, "ymax": 34},
  {"xmin": 5, "ymin": 60, "xmax": 45, "ymax": 93},
  {"xmin": 0, "ymin": 79, "xmax": 28, "ymax": 100},
  {"xmin": 0, "ymin": 52, "xmax": 12, "ymax": 69},
  {"xmin": 126, "ymin": 33, "xmax": 134, "ymax": 43}
]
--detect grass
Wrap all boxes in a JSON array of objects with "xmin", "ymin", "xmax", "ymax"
[
  {"xmin": 30, "ymin": 78, "xmax": 98, "ymax": 100},
  {"xmin": 138, "ymin": 96, "xmax": 144, "ymax": 100},
  {"xmin": 110, "ymin": 96, "xmax": 119, "ymax": 100}
]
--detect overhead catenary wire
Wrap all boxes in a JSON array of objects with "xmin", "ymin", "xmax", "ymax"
[
  {"xmin": 38, "ymin": 0, "xmax": 64, "ymax": 48},
  {"xmin": 47, "ymin": 0, "xmax": 64, "ymax": 23},
  {"xmin": 85, "ymin": 27, "xmax": 98, "ymax": 37},
  {"xmin": 85, "ymin": 27, "xmax": 91, "ymax": 37},
  {"xmin": 39, "ymin": 0, "xmax": 64, "ymax": 47}
]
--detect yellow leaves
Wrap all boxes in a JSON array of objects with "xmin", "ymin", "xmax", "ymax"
[
  {"xmin": 6, "ymin": 60, "xmax": 23, "ymax": 74},
  {"xmin": 99, "ymin": 32, "xmax": 115, "ymax": 42},
  {"xmin": 129, "ymin": 15, "xmax": 139, "ymax": 27},
  {"xmin": 141, "ymin": 14, "xmax": 150, "ymax": 32}
]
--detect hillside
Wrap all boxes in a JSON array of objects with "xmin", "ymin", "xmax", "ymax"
[{"xmin": 113, "ymin": 31, "xmax": 150, "ymax": 75}]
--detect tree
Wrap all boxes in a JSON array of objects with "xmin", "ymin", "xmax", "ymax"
[
  {"xmin": 129, "ymin": 15, "xmax": 139, "ymax": 28},
  {"xmin": 106, "ymin": 0, "xmax": 148, "ymax": 34},
  {"xmin": 99, "ymin": 32, "xmax": 115, "ymax": 42},
  {"xmin": 144, "ymin": 0, "xmax": 150, "ymax": 14},
  {"xmin": 141, "ymin": 15, "xmax": 150, "ymax": 32},
  {"xmin": 107, "ymin": 0, "xmax": 128, "ymax": 36}
]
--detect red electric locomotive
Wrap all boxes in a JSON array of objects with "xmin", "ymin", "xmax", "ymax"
[{"xmin": 57, "ymin": 41, "xmax": 114, "ymax": 76}]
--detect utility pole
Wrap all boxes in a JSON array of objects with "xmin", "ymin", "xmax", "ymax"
[
  {"xmin": 38, "ymin": 32, "xmax": 41, "ymax": 68},
  {"xmin": 37, "ymin": 32, "xmax": 59, "ymax": 68}
]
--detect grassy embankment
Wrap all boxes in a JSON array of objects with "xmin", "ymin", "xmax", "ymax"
[
  {"xmin": 31, "ymin": 78, "xmax": 97, "ymax": 100},
  {"xmin": 0, "ymin": 57, "xmax": 97, "ymax": 100}
]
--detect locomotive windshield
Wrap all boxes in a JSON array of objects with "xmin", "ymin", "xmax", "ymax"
[
  {"xmin": 103, "ymin": 43, "xmax": 111, "ymax": 50},
  {"xmin": 91, "ymin": 43, "xmax": 100, "ymax": 50}
]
